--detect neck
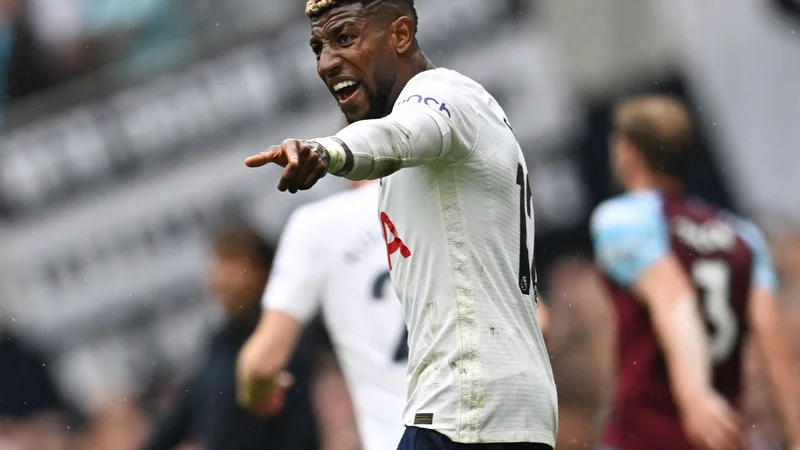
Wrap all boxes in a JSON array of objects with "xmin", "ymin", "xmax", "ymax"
[
  {"xmin": 627, "ymin": 172, "xmax": 683, "ymax": 197},
  {"xmin": 387, "ymin": 51, "xmax": 435, "ymax": 112}
]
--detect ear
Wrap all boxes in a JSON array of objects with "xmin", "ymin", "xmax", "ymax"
[
  {"xmin": 391, "ymin": 16, "xmax": 415, "ymax": 55},
  {"xmin": 616, "ymin": 138, "xmax": 637, "ymax": 165}
]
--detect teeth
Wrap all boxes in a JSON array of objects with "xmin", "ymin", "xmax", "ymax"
[{"xmin": 333, "ymin": 80, "xmax": 357, "ymax": 92}]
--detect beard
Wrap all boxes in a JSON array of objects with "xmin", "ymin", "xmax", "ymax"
[{"xmin": 342, "ymin": 71, "xmax": 397, "ymax": 124}]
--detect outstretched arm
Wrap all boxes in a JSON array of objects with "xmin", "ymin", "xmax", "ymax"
[
  {"xmin": 245, "ymin": 105, "xmax": 458, "ymax": 192},
  {"xmin": 312, "ymin": 104, "xmax": 455, "ymax": 180},
  {"xmin": 246, "ymin": 78, "xmax": 476, "ymax": 192}
]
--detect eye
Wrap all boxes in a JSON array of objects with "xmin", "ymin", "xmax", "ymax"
[
  {"xmin": 311, "ymin": 43, "xmax": 323, "ymax": 58},
  {"xmin": 338, "ymin": 34, "xmax": 355, "ymax": 45}
]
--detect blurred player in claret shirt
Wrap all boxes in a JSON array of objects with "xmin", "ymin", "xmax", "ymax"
[
  {"xmin": 237, "ymin": 0, "xmax": 557, "ymax": 448},
  {"xmin": 590, "ymin": 95, "xmax": 800, "ymax": 450}
]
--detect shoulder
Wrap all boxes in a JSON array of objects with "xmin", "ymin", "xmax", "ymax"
[
  {"xmin": 720, "ymin": 212, "xmax": 769, "ymax": 250},
  {"xmin": 395, "ymin": 68, "xmax": 485, "ymax": 116},
  {"xmin": 404, "ymin": 68, "xmax": 482, "ymax": 92},
  {"xmin": 720, "ymin": 211, "xmax": 778, "ymax": 292},
  {"xmin": 720, "ymin": 211, "xmax": 774, "ymax": 266},
  {"xmin": 590, "ymin": 192, "xmax": 671, "ymax": 286},
  {"xmin": 590, "ymin": 191, "xmax": 665, "ymax": 235}
]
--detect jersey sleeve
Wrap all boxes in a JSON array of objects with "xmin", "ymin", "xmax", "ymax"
[
  {"xmin": 731, "ymin": 218, "xmax": 779, "ymax": 293},
  {"xmin": 590, "ymin": 196, "xmax": 670, "ymax": 287},
  {"xmin": 261, "ymin": 207, "xmax": 329, "ymax": 324},
  {"xmin": 316, "ymin": 73, "xmax": 480, "ymax": 180}
]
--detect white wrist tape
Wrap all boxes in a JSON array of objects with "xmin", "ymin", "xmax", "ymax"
[{"xmin": 309, "ymin": 137, "xmax": 347, "ymax": 175}]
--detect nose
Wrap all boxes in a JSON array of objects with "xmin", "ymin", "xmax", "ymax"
[{"xmin": 317, "ymin": 45, "xmax": 343, "ymax": 80}]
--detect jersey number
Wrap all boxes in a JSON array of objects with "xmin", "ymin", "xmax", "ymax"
[
  {"xmin": 371, "ymin": 270, "xmax": 409, "ymax": 363},
  {"xmin": 516, "ymin": 163, "xmax": 536, "ymax": 297},
  {"xmin": 691, "ymin": 260, "xmax": 739, "ymax": 365}
]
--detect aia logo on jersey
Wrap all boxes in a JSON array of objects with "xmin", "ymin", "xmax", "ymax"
[
  {"xmin": 398, "ymin": 94, "xmax": 451, "ymax": 118},
  {"xmin": 380, "ymin": 212, "xmax": 411, "ymax": 270}
]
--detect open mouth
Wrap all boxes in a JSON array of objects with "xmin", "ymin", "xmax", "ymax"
[{"xmin": 333, "ymin": 80, "xmax": 361, "ymax": 104}]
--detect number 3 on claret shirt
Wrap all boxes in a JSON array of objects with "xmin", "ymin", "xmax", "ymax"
[
  {"xmin": 691, "ymin": 260, "xmax": 738, "ymax": 365},
  {"xmin": 516, "ymin": 163, "xmax": 536, "ymax": 300}
]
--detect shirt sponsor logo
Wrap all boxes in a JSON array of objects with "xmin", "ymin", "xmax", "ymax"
[{"xmin": 398, "ymin": 94, "xmax": 451, "ymax": 118}]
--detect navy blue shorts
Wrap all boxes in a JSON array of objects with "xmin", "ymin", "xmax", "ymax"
[{"xmin": 397, "ymin": 427, "xmax": 553, "ymax": 450}]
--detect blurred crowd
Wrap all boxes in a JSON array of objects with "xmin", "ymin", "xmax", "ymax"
[
  {"xmin": 1, "ymin": 0, "xmax": 182, "ymax": 113},
  {"xmin": 0, "ymin": 0, "xmax": 298, "ymax": 121},
  {"xmin": 1, "ymin": 1, "xmax": 799, "ymax": 450}
]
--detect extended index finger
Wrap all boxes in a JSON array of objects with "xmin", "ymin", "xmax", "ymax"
[
  {"xmin": 245, "ymin": 145, "xmax": 282, "ymax": 168},
  {"xmin": 278, "ymin": 140, "xmax": 302, "ymax": 192}
]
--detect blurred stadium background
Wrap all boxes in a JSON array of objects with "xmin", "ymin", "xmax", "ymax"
[{"xmin": 0, "ymin": 0, "xmax": 798, "ymax": 449}]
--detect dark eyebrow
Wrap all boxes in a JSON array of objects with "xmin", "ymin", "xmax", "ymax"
[
  {"xmin": 329, "ymin": 19, "xmax": 361, "ymax": 36},
  {"xmin": 310, "ymin": 18, "xmax": 361, "ymax": 48}
]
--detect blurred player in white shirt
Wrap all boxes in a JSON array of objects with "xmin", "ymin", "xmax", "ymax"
[
  {"xmin": 238, "ymin": 180, "xmax": 407, "ymax": 450},
  {"xmin": 237, "ymin": 1, "xmax": 557, "ymax": 448}
]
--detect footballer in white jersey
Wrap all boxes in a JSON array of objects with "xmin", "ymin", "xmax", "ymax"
[
  {"xmin": 253, "ymin": 181, "xmax": 407, "ymax": 450},
  {"xmin": 239, "ymin": 1, "xmax": 557, "ymax": 448}
]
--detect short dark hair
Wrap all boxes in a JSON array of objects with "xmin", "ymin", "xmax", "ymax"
[
  {"xmin": 212, "ymin": 223, "xmax": 275, "ymax": 269},
  {"xmin": 306, "ymin": 0, "xmax": 418, "ymax": 33},
  {"xmin": 613, "ymin": 95, "xmax": 694, "ymax": 179}
]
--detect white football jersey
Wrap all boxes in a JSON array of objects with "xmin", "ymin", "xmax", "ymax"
[
  {"xmin": 263, "ymin": 182, "xmax": 406, "ymax": 450},
  {"xmin": 375, "ymin": 69, "xmax": 557, "ymax": 444}
]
